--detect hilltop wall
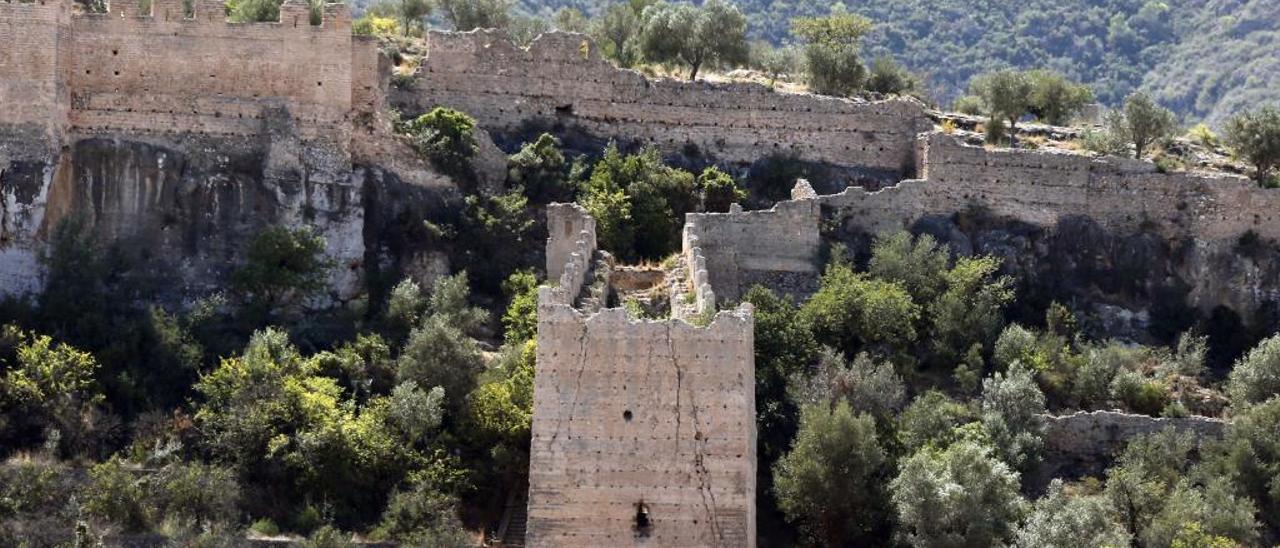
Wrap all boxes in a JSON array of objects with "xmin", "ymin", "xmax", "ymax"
[
  {"xmin": 405, "ymin": 30, "xmax": 932, "ymax": 183},
  {"xmin": 67, "ymin": 0, "xmax": 353, "ymax": 145},
  {"xmin": 0, "ymin": 0, "xmax": 72, "ymax": 157},
  {"xmin": 817, "ymin": 132, "xmax": 1280, "ymax": 242},
  {"xmin": 531, "ymin": 208, "xmax": 756, "ymax": 547}
]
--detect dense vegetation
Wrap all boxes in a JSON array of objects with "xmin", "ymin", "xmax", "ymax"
[
  {"xmin": 507, "ymin": 0, "xmax": 1279, "ymax": 125},
  {"xmin": 748, "ymin": 234, "xmax": 1280, "ymax": 546},
  {"xmin": 4, "ymin": 96, "xmax": 1280, "ymax": 544}
]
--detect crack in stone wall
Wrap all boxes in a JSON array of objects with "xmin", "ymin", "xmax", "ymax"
[{"xmin": 530, "ymin": 205, "xmax": 755, "ymax": 547}]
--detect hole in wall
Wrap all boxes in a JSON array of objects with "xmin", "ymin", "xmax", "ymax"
[
  {"xmin": 633, "ymin": 501, "xmax": 652, "ymax": 537},
  {"xmin": 623, "ymin": 410, "xmax": 633, "ymax": 422}
]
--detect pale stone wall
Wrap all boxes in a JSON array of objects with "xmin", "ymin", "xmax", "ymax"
[
  {"xmin": 545, "ymin": 202, "xmax": 595, "ymax": 284},
  {"xmin": 408, "ymin": 29, "xmax": 932, "ymax": 178},
  {"xmin": 66, "ymin": 0, "xmax": 353, "ymax": 146},
  {"xmin": 1041, "ymin": 410, "xmax": 1226, "ymax": 461},
  {"xmin": 818, "ymin": 132, "xmax": 1280, "ymax": 245},
  {"xmin": 0, "ymin": 0, "xmax": 72, "ymax": 157},
  {"xmin": 683, "ymin": 182, "xmax": 821, "ymax": 304},
  {"xmin": 531, "ymin": 207, "xmax": 757, "ymax": 547},
  {"xmin": 531, "ymin": 305, "xmax": 756, "ymax": 547}
]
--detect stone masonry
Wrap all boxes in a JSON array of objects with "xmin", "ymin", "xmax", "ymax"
[
  {"xmin": 402, "ymin": 29, "xmax": 934, "ymax": 184},
  {"xmin": 0, "ymin": 0, "xmax": 381, "ymax": 159},
  {"xmin": 531, "ymin": 203, "xmax": 757, "ymax": 547}
]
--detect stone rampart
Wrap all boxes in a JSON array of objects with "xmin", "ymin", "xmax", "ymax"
[
  {"xmin": 1041, "ymin": 410, "xmax": 1226, "ymax": 461},
  {"xmin": 0, "ymin": 0, "xmax": 72, "ymax": 158},
  {"xmin": 405, "ymin": 30, "xmax": 932, "ymax": 182},
  {"xmin": 66, "ymin": 0, "xmax": 353, "ymax": 144},
  {"xmin": 683, "ymin": 183, "xmax": 821, "ymax": 304},
  {"xmin": 531, "ymin": 305, "xmax": 756, "ymax": 547},
  {"xmin": 826, "ymin": 132, "xmax": 1280, "ymax": 242},
  {"xmin": 531, "ymin": 206, "xmax": 757, "ymax": 547}
]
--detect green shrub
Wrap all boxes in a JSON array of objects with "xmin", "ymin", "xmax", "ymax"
[
  {"xmin": 83, "ymin": 458, "xmax": 149, "ymax": 532},
  {"xmin": 302, "ymin": 525, "xmax": 355, "ymax": 548},
  {"xmin": 249, "ymin": 518, "xmax": 281, "ymax": 536},
  {"xmin": 401, "ymin": 108, "xmax": 479, "ymax": 183}
]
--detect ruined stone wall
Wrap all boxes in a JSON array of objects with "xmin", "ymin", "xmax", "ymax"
[
  {"xmin": 1035, "ymin": 411, "xmax": 1226, "ymax": 485},
  {"xmin": 821, "ymin": 133, "xmax": 1280, "ymax": 242},
  {"xmin": 66, "ymin": 0, "xmax": 353, "ymax": 146},
  {"xmin": 545, "ymin": 203, "xmax": 596, "ymax": 284},
  {"xmin": 406, "ymin": 30, "xmax": 931, "ymax": 179},
  {"xmin": 0, "ymin": 0, "xmax": 72, "ymax": 158},
  {"xmin": 531, "ymin": 305, "xmax": 756, "ymax": 547},
  {"xmin": 914, "ymin": 133, "xmax": 1280, "ymax": 240},
  {"xmin": 531, "ymin": 207, "xmax": 756, "ymax": 547},
  {"xmin": 683, "ymin": 185, "xmax": 821, "ymax": 305},
  {"xmin": 1041, "ymin": 410, "xmax": 1226, "ymax": 460}
]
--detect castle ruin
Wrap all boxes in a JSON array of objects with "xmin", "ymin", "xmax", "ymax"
[
  {"xmin": 0, "ymin": 16, "xmax": 1275, "ymax": 545},
  {"xmin": 529, "ymin": 203, "xmax": 756, "ymax": 546}
]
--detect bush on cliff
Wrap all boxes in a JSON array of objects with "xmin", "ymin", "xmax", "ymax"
[
  {"xmin": 231, "ymin": 225, "xmax": 332, "ymax": 323},
  {"xmin": 401, "ymin": 108, "xmax": 479, "ymax": 185}
]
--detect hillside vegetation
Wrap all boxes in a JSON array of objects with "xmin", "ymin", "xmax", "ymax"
[{"xmin": 515, "ymin": 0, "xmax": 1279, "ymax": 125}]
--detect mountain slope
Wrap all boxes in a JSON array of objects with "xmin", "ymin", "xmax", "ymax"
[{"xmin": 515, "ymin": 0, "xmax": 1280, "ymax": 125}]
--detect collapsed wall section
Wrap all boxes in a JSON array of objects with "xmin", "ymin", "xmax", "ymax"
[
  {"xmin": 531, "ymin": 206, "xmax": 756, "ymax": 547},
  {"xmin": 683, "ymin": 182, "xmax": 822, "ymax": 304},
  {"xmin": 408, "ymin": 30, "xmax": 931, "ymax": 182}
]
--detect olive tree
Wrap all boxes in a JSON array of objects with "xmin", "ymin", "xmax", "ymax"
[
  {"xmin": 1223, "ymin": 105, "xmax": 1280, "ymax": 185},
  {"xmin": 1026, "ymin": 70, "xmax": 1094, "ymax": 126},
  {"xmin": 437, "ymin": 0, "xmax": 511, "ymax": 31},
  {"xmin": 891, "ymin": 440, "xmax": 1025, "ymax": 548},
  {"xmin": 1014, "ymin": 480, "xmax": 1130, "ymax": 548},
  {"xmin": 1225, "ymin": 333, "xmax": 1280, "ymax": 407},
  {"xmin": 971, "ymin": 70, "xmax": 1032, "ymax": 139},
  {"xmin": 638, "ymin": 0, "xmax": 748, "ymax": 80},
  {"xmin": 773, "ymin": 401, "xmax": 890, "ymax": 546},
  {"xmin": 790, "ymin": 10, "xmax": 873, "ymax": 96}
]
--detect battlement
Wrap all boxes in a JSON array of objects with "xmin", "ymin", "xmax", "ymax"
[
  {"xmin": 80, "ymin": 0, "xmax": 351, "ymax": 28},
  {"xmin": 0, "ymin": 0, "xmax": 369, "ymax": 158}
]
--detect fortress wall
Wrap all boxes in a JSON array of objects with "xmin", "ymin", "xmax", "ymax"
[
  {"xmin": 530, "ymin": 305, "xmax": 756, "ymax": 547},
  {"xmin": 351, "ymin": 35, "xmax": 388, "ymax": 119},
  {"xmin": 65, "ymin": 1, "xmax": 353, "ymax": 143},
  {"xmin": 410, "ymin": 30, "xmax": 930, "ymax": 177},
  {"xmin": 1037, "ymin": 411, "xmax": 1226, "ymax": 483},
  {"xmin": 822, "ymin": 133, "xmax": 1280, "ymax": 243},
  {"xmin": 0, "ymin": 0, "xmax": 72, "ymax": 155},
  {"xmin": 685, "ymin": 191, "xmax": 821, "ymax": 304}
]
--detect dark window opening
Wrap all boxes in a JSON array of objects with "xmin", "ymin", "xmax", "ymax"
[
  {"xmin": 633, "ymin": 501, "xmax": 652, "ymax": 537},
  {"xmin": 623, "ymin": 410, "xmax": 633, "ymax": 422}
]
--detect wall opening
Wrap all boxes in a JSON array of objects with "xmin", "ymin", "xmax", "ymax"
[
  {"xmin": 633, "ymin": 501, "xmax": 652, "ymax": 537},
  {"xmin": 623, "ymin": 410, "xmax": 633, "ymax": 422}
]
